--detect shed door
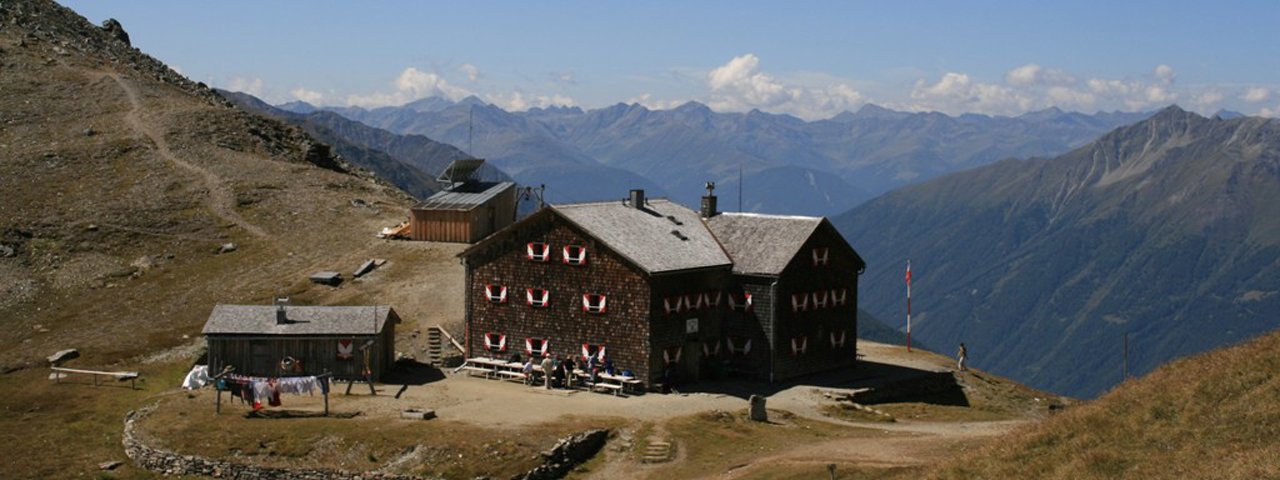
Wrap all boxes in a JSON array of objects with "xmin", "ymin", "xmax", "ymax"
[{"xmin": 250, "ymin": 341, "xmax": 272, "ymax": 375}]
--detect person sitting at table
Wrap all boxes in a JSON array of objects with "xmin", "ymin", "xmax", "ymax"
[
  {"xmin": 563, "ymin": 355, "xmax": 577, "ymax": 388},
  {"xmin": 522, "ymin": 357, "xmax": 535, "ymax": 385},
  {"xmin": 603, "ymin": 357, "xmax": 615, "ymax": 376}
]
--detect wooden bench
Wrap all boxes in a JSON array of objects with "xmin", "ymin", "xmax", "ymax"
[
  {"xmin": 585, "ymin": 381, "xmax": 624, "ymax": 395},
  {"xmin": 51, "ymin": 366, "xmax": 140, "ymax": 389},
  {"xmin": 495, "ymin": 370, "xmax": 527, "ymax": 383},
  {"xmin": 460, "ymin": 366, "xmax": 495, "ymax": 378}
]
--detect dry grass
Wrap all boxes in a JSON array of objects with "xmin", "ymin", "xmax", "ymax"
[
  {"xmin": 136, "ymin": 394, "xmax": 625, "ymax": 479},
  {"xmin": 636, "ymin": 409, "xmax": 892, "ymax": 479},
  {"xmin": 920, "ymin": 331, "xmax": 1280, "ymax": 479}
]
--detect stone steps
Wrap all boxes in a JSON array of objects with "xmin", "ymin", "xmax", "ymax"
[{"xmin": 641, "ymin": 440, "xmax": 672, "ymax": 463}]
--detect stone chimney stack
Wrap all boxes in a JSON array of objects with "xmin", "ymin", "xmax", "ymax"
[
  {"xmin": 629, "ymin": 189, "xmax": 646, "ymax": 209},
  {"xmin": 275, "ymin": 297, "xmax": 289, "ymax": 325},
  {"xmin": 701, "ymin": 182, "xmax": 719, "ymax": 218}
]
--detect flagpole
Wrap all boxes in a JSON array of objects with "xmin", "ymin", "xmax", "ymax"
[{"xmin": 906, "ymin": 259, "xmax": 912, "ymax": 353}]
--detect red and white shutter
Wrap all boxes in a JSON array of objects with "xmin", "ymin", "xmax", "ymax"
[
  {"xmin": 337, "ymin": 339, "xmax": 354, "ymax": 360},
  {"xmin": 686, "ymin": 293, "xmax": 703, "ymax": 311},
  {"xmin": 830, "ymin": 330, "xmax": 847, "ymax": 348},
  {"xmin": 729, "ymin": 293, "xmax": 753, "ymax": 311},
  {"xmin": 525, "ymin": 338, "xmax": 550, "ymax": 356},
  {"xmin": 702, "ymin": 339, "xmax": 721, "ymax": 357},
  {"xmin": 812, "ymin": 247, "xmax": 830, "ymax": 266},
  {"xmin": 562, "ymin": 245, "xmax": 588, "ymax": 265},
  {"xmin": 581, "ymin": 344, "xmax": 606, "ymax": 361},
  {"xmin": 791, "ymin": 336, "xmax": 808, "ymax": 355},
  {"xmin": 704, "ymin": 291, "xmax": 721, "ymax": 308},
  {"xmin": 812, "ymin": 290, "xmax": 829, "ymax": 309},
  {"xmin": 485, "ymin": 284, "xmax": 508, "ymax": 303},
  {"xmin": 663, "ymin": 297, "xmax": 674, "ymax": 315},
  {"xmin": 727, "ymin": 337, "xmax": 753, "ymax": 355},
  {"xmin": 663, "ymin": 346, "xmax": 682, "ymax": 365},
  {"xmin": 526, "ymin": 288, "xmax": 550, "ymax": 307},
  {"xmin": 484, "ymin": 333, "xmax": 507, "ymax": 352},
  {"xmin": 582, "ymin": 294, "xmax": 607, "ymax": 314},
  {"xmin": 791, "ymin": 293, "xmax": 809, "ymax": 312},
  {"xmin": 831, "ymin": 288, "xmax": 848, "ymax": 307},
  {"xmin": 526, "ymin": 242, "xmax": 550, "ymax": 262}
]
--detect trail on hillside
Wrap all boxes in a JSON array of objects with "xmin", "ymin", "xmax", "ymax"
[{"xmin": 111, "ymin": 74, "xmax": 268, "ymax": 239}]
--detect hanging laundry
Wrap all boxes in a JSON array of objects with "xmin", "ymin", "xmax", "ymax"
[
  {"xmin": 181, "ymin": 365, "xmax": 211, "ymax": 390},
  {"xmin": 252, "ymin": 381, "xmax": 271, "ymax": 410}
]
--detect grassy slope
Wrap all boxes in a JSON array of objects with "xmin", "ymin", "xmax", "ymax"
[
  {"xmin": 0, "ymin": 2, "xmax": 469, "ymax": 477},
  {"xmin": 921, "ymin": 330, "xmax": 1280, "ymax": 479}
]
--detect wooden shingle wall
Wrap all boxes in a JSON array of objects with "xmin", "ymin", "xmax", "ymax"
[
  {"xmin": 768, "ymin": 223, "xmax": 860, "ymax": 380},
  {"xmin": 466, "ymin": 216, "xmax": 654, "ymax": 380}
]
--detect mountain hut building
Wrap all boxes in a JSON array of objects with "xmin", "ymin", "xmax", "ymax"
[{"xmin": 458, "ymin": 188, "xmax": 865, "ymax": 388}]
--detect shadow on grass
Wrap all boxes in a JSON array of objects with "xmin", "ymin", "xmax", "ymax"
[
  {"xmin": 382, "ymin": 360, "xmax": 445, "ymax": 386},
  {"xmin": 677, "ymin": 360, "xmax": 970, "ymax": 407}
]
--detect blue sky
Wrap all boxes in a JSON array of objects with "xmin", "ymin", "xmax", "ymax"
[{"xmin": 64, "ymin": 1, "xmax": 1280, "ymax": 119}]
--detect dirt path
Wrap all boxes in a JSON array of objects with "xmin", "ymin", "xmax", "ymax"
[{"xmin": 110, "ymin": 74, "xmax": 268, "ymax": 239}]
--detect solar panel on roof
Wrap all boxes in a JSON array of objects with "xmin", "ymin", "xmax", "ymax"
[{"xmin": 437, "ymin": 158, "xmax": 486, "ymax": 184}]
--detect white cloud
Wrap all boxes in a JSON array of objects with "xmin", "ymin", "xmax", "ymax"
[
  {"xmin": 1005, "ymin": 64, "xmax": 1042, "ymax": 87},
  {"xmin": 909, "ymin": 72, "xmax": 1033, "ymax": 115},
  {"xmin": 1005, "ymin": 64, "xmax": 1075, "ymax": 87},
  {"xmin": 345, "ymin": 67, "xmax": 473, "ymax": 107},
  {"xmin": 225, "ymin": 76, "xmax": 265, "ymax": 97},
  {"xmin": 1242, "ymin": 87, "xmax": 1271, "ymax": 103},
  {"xmin": 625, "ymin": 93, "xmax": 685, "ymax": 111},
  {"xmin": 905, "ymin": 64, "xmax": 1195, "ymax": 115},
  {"xmin": 290, "ymin": 88, "xmax": 325, "ymax": 105},
  {"xmin": 553, "ymin": 71, "xmax": 577, "ymax": 85},
  {"xmin": 704, "ymin": 54, "xmax": 864, "ymax": 119},
  {"xmin": 459, "ymin": 64, "xmax": 481, "ymax": 82},
  {"xmin": 486, "ymin": 91, "xmax": 576, "ymax": 111},
  {"xmin": 1154, "ymin": 64, "xmax": 1176, "ymax": 85}
]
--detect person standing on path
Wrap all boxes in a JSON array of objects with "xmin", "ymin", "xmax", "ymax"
[
  {"xmin": 540, "ymin": 354, "xmax": 554, "ymax": 389},
  {"xmin": 957, "ymin": 343, "xmax": 968, "ymax": 371}
]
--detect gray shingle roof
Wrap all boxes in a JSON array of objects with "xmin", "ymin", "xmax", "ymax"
[
  {"xmin": 706, "ymin": 213, "xmax": 823, "ymax": 276},
  {"xmin": 202, "ymin": 305, "xmax": 397, "ymax": 336},
  {"xmin": 553, "ymin": 199, "xmax": 732, "ymax": 274},
  {"xmin": 412, "ymin": 182, "xmax": 514, "ymax": 211}
]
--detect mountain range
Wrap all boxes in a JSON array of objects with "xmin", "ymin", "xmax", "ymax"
[
  {"xmin": 834, "ymin": 106, "xmax": 1280, "ymax": 397},
  {"xmin": 218, "ymin": 90, "xmax": 510, "ymax": 200},
  {"xmin": 280, "ymin": 97, "xmax": 1152, "ymax": 216}
]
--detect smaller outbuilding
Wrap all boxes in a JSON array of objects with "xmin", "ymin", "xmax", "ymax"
[
  {"xmin": 409, "ymin": 159, "xmax": 517, "ymax": 243},
  {"xmin": 202, "ymin": 302, "xmax": 399, "ymax": 381}
]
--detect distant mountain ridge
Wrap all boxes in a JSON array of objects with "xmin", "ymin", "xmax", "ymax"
[
  {"xmin": 220, "ymin": 90, "xmax": 512, "ymax": 200},
  {"xmin": 282, "ymin": 97, "xmax": 1151, "ymax": 215},
  {"xmin": 833, "ymin": 106, "xmax": 1280, "ymax": 397}
]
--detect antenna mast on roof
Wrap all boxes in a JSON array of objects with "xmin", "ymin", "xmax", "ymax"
[{"xmin": 738, "ymin": 164, "xmax": 743, "ymax": 212}]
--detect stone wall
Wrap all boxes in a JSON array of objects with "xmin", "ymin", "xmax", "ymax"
[
  {"xmin": 124, "ymin": 404, "xmax": 608, "ymax": 480},
  {"xmin": 122, "ymin": 403, "xmax": 431, "ymax": 480}
]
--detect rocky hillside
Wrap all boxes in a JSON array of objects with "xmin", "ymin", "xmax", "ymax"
[
  {"xmin": 920, "ymin": 329, "xmax": 1280, "ymax": 479},
  {"xmin": 0, "ymin": 0, "xmax": 440, "ymax": 373},
  {"xmin": 0, "ymin": 1, "xmax": 482, "ymax": 476},
  {"xmin": 834, "ymin": 106, "xmax": 1280, "ymax": 397}
]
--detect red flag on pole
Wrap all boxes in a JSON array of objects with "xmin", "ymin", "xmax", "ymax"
[{"xmin": 906, "ymin": 260, "xmax": 912, "ymax": 352}]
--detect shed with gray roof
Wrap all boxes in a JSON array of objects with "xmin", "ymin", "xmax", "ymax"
[{"xmin": 203, "ymin": 303, "xmax": 400, "ymax": 381}]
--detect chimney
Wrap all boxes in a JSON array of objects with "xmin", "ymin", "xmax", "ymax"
[
  {"xmin": 701, "ymin": 181, "xmax": 719, "ymax": 218},
  {"xmin": 629, "ymin": 189, "xmax": 646, "ymax": 209},
  {"xmin": 275, "ymin": 297, "xmax": 289, "ymax": 324}
]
